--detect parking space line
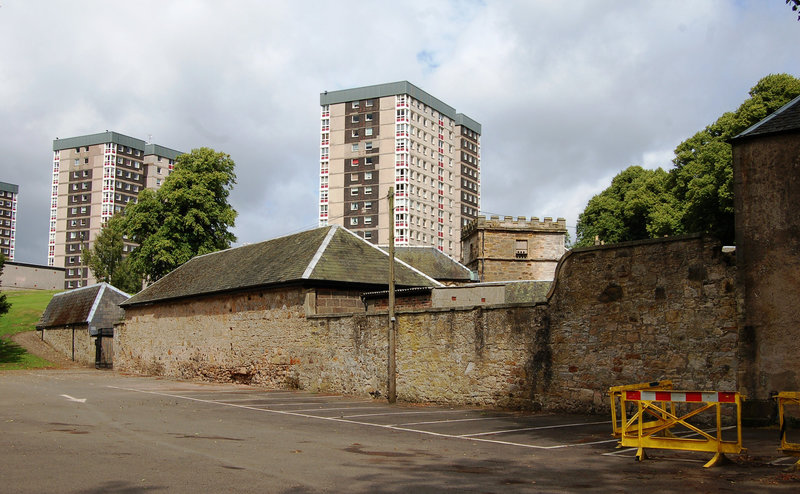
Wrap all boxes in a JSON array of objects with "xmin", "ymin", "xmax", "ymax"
[
  {"xmin": 396, "ymin": 416, "xmax": 510, "ymax": 426},
  {"xmin": 340, "ymin": 410, "xmax": 468, "ymax": 419},
  {"xmin": 290, "ymin": 406, "xmax": 393, "ymax": 413},
  {"xmin": 107, "ymin": 386, "xmax": 614, "ymax": 451},
  {"xmin": 459, "ymin": 420, "xmax": 608, "ymax": 437}
]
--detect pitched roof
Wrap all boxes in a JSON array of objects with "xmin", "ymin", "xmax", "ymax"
[
  {"xmin": 733, "ymin": 94, "xmax": 800, "ymax": 140},
  {"xmin": 389, "ymin": 246, "xmax": 473, "ymax": 282},
  {"xmin": 36, "ymin": 283, "xmax": 130, "ymax": 329},
  {"xmin": 122, "ymin": 225, "xmax": 441, "ymax": 307}
]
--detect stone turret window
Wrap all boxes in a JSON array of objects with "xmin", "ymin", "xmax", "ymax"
[{"xmin": 515, "ymin": 239, "xmax": 528, "ymax": 259}]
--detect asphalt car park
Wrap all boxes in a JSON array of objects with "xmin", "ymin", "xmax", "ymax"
[{"xmin": 1, "ymin": 370, "xmax": 797, "ymax": 493}]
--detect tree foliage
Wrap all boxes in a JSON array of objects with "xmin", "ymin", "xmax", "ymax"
[
  {"xmin": 84, "ymin": 216, "xmax": 142, "ymax": 294},
  {"xmin": 124, "ymin": 147, "xmax": 237, "ymax": 282},
  {"xmin": 788, "ymin": 0, "xmax": 800, "ymax": 21},
  {"xmin": 576, "ymin": 73, "xmax": 800, "ymax": 247},
  {"xmin": 0, "ymin": 255, "xmax": 11, "ymax": 318},
  {"xmin": 575, "ymin": 166, "xmax": 675, "ymax": 247}
]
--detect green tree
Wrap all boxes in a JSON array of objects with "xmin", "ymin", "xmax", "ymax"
[
  {"xmin": 575, "ymin": 166, "xmax": 674, "ymax": 247},
  {"xmin": 0, "ymin": 255, "xmax": 11, "ymax": 318},
  {"xmin": 669, "ymin": 73, "xmax": 800, "ymax": 244},
  {"xmin": 788, "ymin": 0, "xmax": 800, "ymax": 21},
  {"xmin": 576, "ymin": 73, "xmax": 800, "ymax": 247},
  {"xmin": 125, "ymin": 147, "xmax": 237, "ymax": 282},
  {"xmin": 84, "ymin": 216, "xmax": 142, "ymax": 294}
]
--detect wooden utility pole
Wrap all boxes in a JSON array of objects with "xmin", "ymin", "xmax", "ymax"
[{"xmin": 387, "ymin": 186, "xmax": 396, "ymax": 404}]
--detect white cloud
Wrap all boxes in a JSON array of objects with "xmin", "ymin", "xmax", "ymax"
[{"xmin": 0, "ymin": 0, "xmax": 797, "ymax": 263}]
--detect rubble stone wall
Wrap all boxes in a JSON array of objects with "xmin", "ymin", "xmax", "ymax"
[
  {"xmin": 116, "ymin": 235, "xmax": 739, "ymax": 412},
  {"xmin": 41, "ymin": 324, "xmax": 94, "ymax": 366},
  {"xmin": 546, "ymin": 235, "xmax": 739, "ymax": 411}
]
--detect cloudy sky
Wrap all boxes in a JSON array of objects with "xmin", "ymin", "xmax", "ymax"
[{"xmin": 1, "ymin": 1, "xmax": 798, "ymax": 264}]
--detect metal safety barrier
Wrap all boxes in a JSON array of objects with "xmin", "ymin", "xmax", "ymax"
[
  {"xmin": 618, "ymin": 389, "xmax": 745, "ymax": 467},
  {"xmin": 609, "ymin": 380, "xmax": 672, "ymax": 438},
  {"xmin": 777, "ymin": 391, "xmax": 800, "ymax": 471}
]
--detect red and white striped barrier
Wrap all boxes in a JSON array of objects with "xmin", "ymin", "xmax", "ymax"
[{"xmin": 625, "ymin": 390, "xmax": 737, "ymax": 403}]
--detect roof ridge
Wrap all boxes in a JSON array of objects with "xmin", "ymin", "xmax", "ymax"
[
  {"xmin": 302, "ymin": 225, "xmax": 337, "ymax": 279},
  {"xmin": 86, "ymin": 284, "xmax": 106, "ymax": 323}
]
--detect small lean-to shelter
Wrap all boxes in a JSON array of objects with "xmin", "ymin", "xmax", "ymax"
[{"xmin": 36, "ymin": 283, "xmax": 130, "ymax": 367}]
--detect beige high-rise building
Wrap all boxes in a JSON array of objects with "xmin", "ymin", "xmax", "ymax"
[
  {"xmin": 0, "ymin": 182, "xmax": 18, "ymax": 261},
  {"xmin": 319, "ymin": 81, "xmax": 481, "ymax": 259},
  {"xmin": 49, "ymin": 131, "xmax": 181, "ymax": 289}
]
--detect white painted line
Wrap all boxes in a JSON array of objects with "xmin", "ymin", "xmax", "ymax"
[
  {"xmin": 289, "ymin": 406, "xmax": 394, "ymax": 413},
  {"xmin": 340, "ymin": 410, "xmax": 469, "ymax": 419},
  {"xmin": 396, "ymin": 416, "xmax": 511, "ymax": 426},
  {"xmin": 106, "ymin": 386, "xmax": 610, "ymax": 451},
  {"xmin": 210, "ymin": 395, "xmax": 349, "ymax": 402},
  {"xmin": 60, "ymin": 394, "xmax": 87, "ymax": 403},
  {"xmin": 106, "ymin": 386, "xmax": 549, "ymax": 449},
  {"xmin": 770, "ymin": 457, "xmax": 800, "ymax": 466},
  {"xmin": 600, "ymin": 426, "xmax": 739, "ymax": 458},
  {"xmin": 459, "ymin": 420, "xmax": 608, "ymax": 437},
  {"xmin": 223, "ymin": 401, "xmax": 333, "ymax": 407}
]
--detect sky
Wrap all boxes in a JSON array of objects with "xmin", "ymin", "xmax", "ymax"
[{"xmin": 1, "ymin": 1, "xmax": 798, "ymax": 265}]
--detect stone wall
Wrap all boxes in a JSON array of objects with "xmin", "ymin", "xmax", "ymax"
[
  {"xmin": 40, "ymin": 325, "xmax": 94, "ymax": 366},
  {"xmin": 117, "ymin": 286, "xmax": 544, "ymax": 407},
  {"xmin": 117, "ymin": 235, "xmax": 739, "ymax": 413},
  {"xmin": 546, "ymin": 235, "xmax": 738, "ymax": 411}
]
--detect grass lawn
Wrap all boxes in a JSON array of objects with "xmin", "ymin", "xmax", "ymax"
[{"xmin": 0, "ymin": 289, "xmax": 61, "ymax": 370}]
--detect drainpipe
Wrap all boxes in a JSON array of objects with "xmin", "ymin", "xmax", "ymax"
[{"xmin": 71, "ymin": 325, "xmax": 75, "ymax": 361}]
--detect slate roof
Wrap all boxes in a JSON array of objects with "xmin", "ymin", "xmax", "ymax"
[
  {"xmin": 36, "ymin": 283, "xmax": 130, "ymax": 329},
  {"xmin": 733, "ymin": 94, "xmax": 800, "ymax": 140},
  {"xmin": 388, "ymin": 246, "xmax": 473, "ymax": 282},
  {"xmin": 122, "ymin": 225, "xmax": 441, "ymax": 307}
]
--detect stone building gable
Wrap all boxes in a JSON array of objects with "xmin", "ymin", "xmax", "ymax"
[{"xmin": 37, "ymin": 282, "xmax": 129, "ymax": 329}]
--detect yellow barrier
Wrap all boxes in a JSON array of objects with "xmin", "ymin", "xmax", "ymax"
[
  {"xmin": 609, "ymin": 380, "xmax": 673, "ymax": 438},
  {"xmin": 618, "ymin": 389, "xmax": 745, "ymax": 467},
  {"xmin": 777, "ymin": 391, "xmax": 800, "ymax": 471}
]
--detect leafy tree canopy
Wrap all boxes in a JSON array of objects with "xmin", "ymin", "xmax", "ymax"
[
  {"xmin": 84, "ymin": 216, "xmax": 142, "ymax": 294},
  {"xmin": 124, "ymin": 147, "xmax": 237, "ymax": 282},
  {"xmin": 788, "ymin": 0, "xmax": 800, "ymax": 21},
  {"xmin": 575, "ymin": 166, "xmax": 675, "ymax": 247},
  {"xmin": 576, "ymin": 73, "xmax": 800, "ymax": 247}
]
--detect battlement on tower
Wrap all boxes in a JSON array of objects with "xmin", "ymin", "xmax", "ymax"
[{"xmin": 461, "ymin": 215, "xmax": 567, "ymax": 240}]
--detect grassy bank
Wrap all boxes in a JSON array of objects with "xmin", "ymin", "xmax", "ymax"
[{"xmin": 0, "ymin": 289, "xmax": 60, "ymax": 370}]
